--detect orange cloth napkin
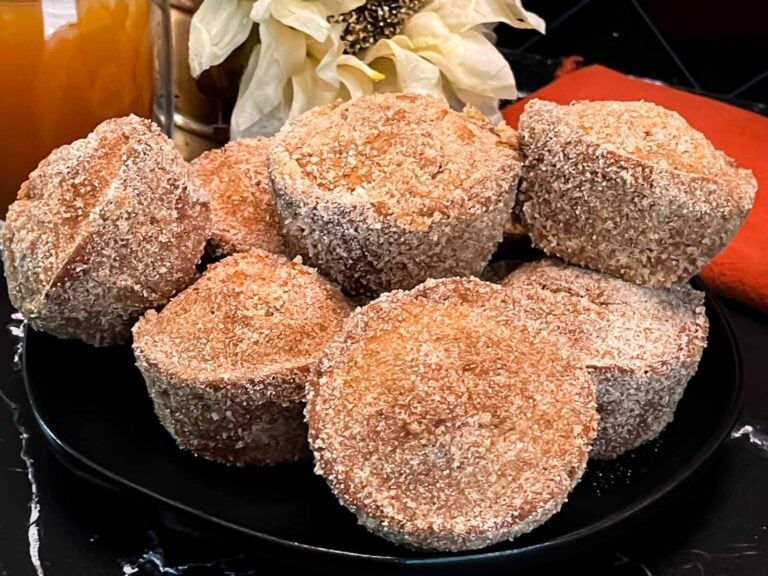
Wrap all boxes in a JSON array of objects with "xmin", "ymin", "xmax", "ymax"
[{"xmin": 501, "ymin": 65, "xmax": 768, "ymax": 313}]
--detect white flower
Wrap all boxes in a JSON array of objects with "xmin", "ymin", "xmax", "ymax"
[
  {"xmin": 188, "ymin": 0, "xmax": 545, "ymax": 137},
  {"xmin": 188, "ymin": 0, "xmax": 254, "ymax": 78},
  {"xmin": 231, "ymin": 19, "xmax": 383, "ymax": 137},
  {"xmin": 433, "ymin": 0, "xmax": 545, "ymax": 33},
  {"xmin": 250, "ymin": 0, "xmax": 366, "ymax": 42},
  {"xmin": 363, "ymin": 0, "xmax": 545, "ymax": 120}
]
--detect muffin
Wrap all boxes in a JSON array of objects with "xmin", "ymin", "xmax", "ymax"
[
  {"xmin": 502, "ymin": 259, "xmax": 709, "ymax": 458},
  {"xmin": 132, "ymin": 250, "xmax": 350, "ymax": 465},
  {"xmin": 307, "ymin": 277, "xmax": 598, "ymax": 550},
  {"xmin": 2, "ymin": 115, "xmax": 210, "ymax": 346},
  {"xmin": 269, "ymin": 93, "xmax": 521, "ymax": 297},
  {"xmin": 518, "ymin": 99, "xmax": 756, "ymax": 287},
  {"xmin": 192, "ymin": 137, "xmax": 284, "ymax": 257}
]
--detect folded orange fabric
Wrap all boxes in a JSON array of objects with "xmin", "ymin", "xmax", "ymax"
[{"xmin": 502, "ymin": 65, "xmax": 768, "ymax": 312}]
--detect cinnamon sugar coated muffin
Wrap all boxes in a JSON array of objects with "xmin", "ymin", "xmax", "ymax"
[
  {"xmin": 132, "ymin": 250, "xmax": 350, "ymax": 466},
  {"xmin": 193, "ymin": 137, "xmax": 284, "ymax": 257},
  {"xmin": 518, "ymin": 99, "xmax": 756, "ymax": 287},
  {"xmin": 502, "ymin": 259, "xmax": 709, "ymax": 458},
  {"xmin": 269, "ymin": 93, "xmax": 521, "ymax": 297},
  {"xmin": 307, "ymin": 278, "xmax": 598, "ymax": 550},
  {"xmin": 2, "ymin": 115, "xmax": 210, "ymax": 346}
]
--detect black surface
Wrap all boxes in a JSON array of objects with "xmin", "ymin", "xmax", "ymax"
[
  {"xmin": 739, "ymin": 74, "xmax": 768, "ymax": 110},
  {"xmin": 636, "ymin": 0, "xmax": 768, "ymax": 95},
  {"xmin": 19, "ymin": 276, "xmax": 742, "ymax": 574},
  {"xmin": 506, "ymin": 0, "xmax": 695, "ymax": 88},
  {"xmin": 497, "ymin": 0, "xmax": 768, "ymax": 113}
]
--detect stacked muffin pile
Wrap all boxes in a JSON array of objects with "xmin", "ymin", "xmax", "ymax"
[{"xmin": 2, "ymin": 93, "xmax": 755, "ymax": 551}]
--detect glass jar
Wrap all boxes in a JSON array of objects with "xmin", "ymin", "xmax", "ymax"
[{"xmin": 0, "ymin": 0, "xmax": 158, "ymax": 216}]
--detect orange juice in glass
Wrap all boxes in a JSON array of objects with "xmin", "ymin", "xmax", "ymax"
[{"xmin": 0, "ymin": 0, "xmax": 154, "ymax": 217}]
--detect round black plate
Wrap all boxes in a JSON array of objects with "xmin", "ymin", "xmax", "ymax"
[{"xmin": 23, "ymin": 288, "xmax": 743, "ymax": 574}]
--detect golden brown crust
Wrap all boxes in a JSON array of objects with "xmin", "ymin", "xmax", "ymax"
[
  {"xmin": 518, "ymin": 99, "xmax": 756, "ymax": 288},
  {"xmin": 193, "ymin": 138, "xmax": 284, "ymax": 257},
  {"xmin": 502, "ymin": 259, "xmax": 709, "ymax": 458},
  {"xmin": 133, "ymin": 250, "xmax": 351, "ymax": 465},
  {"xmin": 2, "ymin": 115, "xmax": 210, "ymax": 346},
  {"xmin": 270, "ymin": 94, "xmax": 521, "ymax": 297},
  {"xmin": 307, "ymin": 277, "xmax": 598, "ymax": 551}
]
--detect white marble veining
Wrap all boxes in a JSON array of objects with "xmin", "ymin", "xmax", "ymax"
[
  {"xmin": 121, "ymin": 550, "xmax": 256, "ymax": 576},
  {"xmin": 0, "ymin": 314, "xmax": 44, "ymax": 576},
  {"xmin": 9, "ymin": 312, "xmax": 24, "ymax": 370},
  {"xmin": 732, "ymin": 423, "xmax": 768, "ymax": 456},
  {"xmin": 121, "ymin": 534, "xmax": 252, "ymax": 576},
  {"xmin": 0, "ymin": 391, "xmax": 43, "ymax": 576}
]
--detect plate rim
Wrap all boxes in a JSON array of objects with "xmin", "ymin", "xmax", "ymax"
[{"xmin": 23, "ymin": 288, "xmax": 745, "ymax": 566}]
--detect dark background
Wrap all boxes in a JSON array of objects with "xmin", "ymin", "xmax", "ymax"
[
  {"xmin": 498, "ymin": 0, "xmax": 768, "ymax": 111},
  {"xmin": 1, "ymin": 1, "xmax": 767, "ymax": 575}
]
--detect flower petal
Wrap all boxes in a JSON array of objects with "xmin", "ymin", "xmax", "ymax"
[
  {"xmin": 338, "ymin": 65, "xmax": 376, "ymax": 99},
  {"xmin": 268, "ymin": 0, "xmax": 331, "ymax": 42},
  {"xmin": 316, "ymin": 0, "xmax": 366, "ymax": 16},
  {"xmin": 339, "ymin": 54, "xmax": 385, "ymax": 81},
  {"xmin": 365, "ymin": 37, "xmax": 443, "ymax": 96},
  {"xmin": 231, "ymin": 19, "xmax": 306, "ymax": 136},
  {"xmin": 310, "ymin": 24, "xmax": 345, "ymax": 88},
  {"xmin": 232, "ymin": 43, "xmax": 295, "ymax": 138},
  {"xmin": 235, "ymin": 97, "xmax": 292, "ymax": 138},
  {"xmin": 306, "ymin": 24, "xmax": 384, "ymax": 92},
  {"xmin": 290, "ymin": 60, "xmax": 341, "ymax": 118},
  {"xmin": 454, "ymin": 88, "xmax": 503, "ymax": 121},
  {"xmin": 188, "ymin": 0, "xmax": 253, "ymax": 78},
  {"xmin": 430, "ymin": 0, "xmax": 545, "ymax": 33},
  {"xmin": 250, "ymin": 0, "xmax": 271, "ymax": 22},
  {"xmin": 405, "ymin": 13, "xmax": 517, "ymax": 99}
]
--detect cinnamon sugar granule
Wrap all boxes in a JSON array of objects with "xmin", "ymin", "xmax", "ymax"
[
  {"xmin": 307, "ymin": 277, "xmax": 597, "ymax": 551},
  {"xmin": 570, "ymin": 101, "xmax": 743, "ymax": 176}
]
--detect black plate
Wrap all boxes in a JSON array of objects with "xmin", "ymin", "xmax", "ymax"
[{"xmin": 23, "ymin": 284, "xmax": 743, "ymax": 574}]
